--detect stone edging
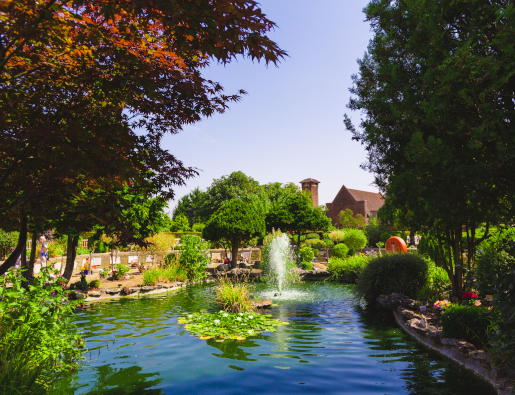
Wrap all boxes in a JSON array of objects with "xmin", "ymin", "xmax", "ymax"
[
  {"xmin": 70, "ymin": 279, "xmax": 213, "ymax": 303},
  {"xmin": 394, "ymin": 310, "xmax": 515, "ymax": 395}
]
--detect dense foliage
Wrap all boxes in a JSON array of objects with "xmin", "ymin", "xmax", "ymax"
[
  {"xmin": 331, "ymin": 244, "xmax": 349, "ymax": 259},
  {"xmin": 441, "ymin": 305, "xmax": 498, "ymax": 348},
  {"xmin": 338, "ymin": 209, "xmax": 365, "ymax": 229},
  {"xmin": 327, "ymin": 255, "xmax": 370, "ymax": 283},
  {"xmin": 143, "ymin": 265, "xmax": 187, "ymax": 286},
  {"xmin": 296, "ymin": 246, "xmax": 314, "ymax": 264},
  {"xmin": 213, "ymin": 277, "xmax": 255, "ymax": 313},
  {"xmin": 0, "ymin": 268, "xmax": 84, "ymax": 393},
  {"xmin": 266, "ymin": 190, "xmax": 331, "ymax": 247},
  {"xmin": 203, "ymin": 200, "xmax": 265, "ymax": 268},
  {"xmin": 342, "ymin": 229, "xmax": 368, "ymax": 251},
  {"xmin": 345, "ymin": 0, "xmax": 515, "ymax": 296},
  {"xmin": 416, "ymin": 259, "xmax": 451, "ymax": 303},
  {"xmin": 0, "ymin": 0, "xmax": 285, "ymax": 277},
  {"xmin": 475, "ymin": 227, "xmax": 515, "ymax": 363},
  {"xmin": 354, "ymin": 253, "xmax": 429, "ymax": 300},
  {"xmin": 177, "ymin": 235, "xmax": 210, "ymax": 280},
  {"xmin": 328, "ymin": 230, "xmax": 345, "ymax": 244}
]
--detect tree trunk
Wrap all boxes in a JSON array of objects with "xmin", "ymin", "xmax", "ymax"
[
  {"xmin": 231, "ymin": 241, "xmax": 239, "ymax": 269},
  {"xmin": 0, "ymin": 207, "xmax": 27, "ymax": 276},
  {"xmin": 22, "ymin": 232, "xmax": 38, "ymax": 286},
  {"xmin": 453, "ymin": 227, "xmax": 463, "ymax": 297},
  {"xmin": 63, "ymin": 235, "xmax": 79, "ymax": 282}
]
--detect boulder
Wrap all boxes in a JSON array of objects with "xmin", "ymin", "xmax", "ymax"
[
  {"xmin": 252, "ymin": 299, "xmax": 272, "ymax": 309},
  {"xmin": 71, "ymin": 291, "xmax": 87, "ymax": 300},
  {"xmin": 140, "ymin": 286, "xmax": 157, "ymax": 292},
  {"xmin": 105, "ymin": 288, "xmax": 121, "ymax": 295},
  {"xmin": 377, "ymin": 293, "xmax": 416, "ymax": 311},
  {"xmin": 88, "ymin": 291, "xmax": 102, "ymax": 297},
  {"xmin": 397, "ymin": 306, "xmax": 421, "ymax": 320}
]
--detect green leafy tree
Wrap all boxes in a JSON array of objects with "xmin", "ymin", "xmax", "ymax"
[
  {"xmin": 344, "ymin": 0, "xmax": 515, "ymax": 296},
  {"xmin": 266, "ymin": 191, "xmax": 331, "ymax": 247},
  {"xmin": 173, "ymin": 188, "xmax": 207, "ymax": 226},
  {"xmin": 199, "ymin": 171, "xmax": 264, "ymax": 221},
  {"xmin": 338, "ymin": 209, "xmax": 365, "ymax": 229},
  {"xmin": 170, "ymin": 214, "xmax": 191, "ymax": 232},
  {"xmin": 0, "ymin": 1, "xmax": 285, "ymax": 275},
  {"xmin": 203, "ymin": 199, "xmax": 265, "ymax": 268}
]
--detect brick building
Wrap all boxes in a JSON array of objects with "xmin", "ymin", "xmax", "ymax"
[
  {"xmin": 325, "ymin": 185, "xmax": 384, "ymax": 226},
  {"xmin": 300, "ymin": 178, "xmax": 320, "ymax": 206}
]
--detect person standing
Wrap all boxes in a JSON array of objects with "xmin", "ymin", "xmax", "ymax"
[{"xmin": 39, "ymin": 236, "xmax": 49, "ymax": 268}]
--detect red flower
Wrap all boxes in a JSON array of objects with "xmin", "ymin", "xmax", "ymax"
[{"xmin": 463, "ymin": 291, "xmax": 479, "ymax": 299}]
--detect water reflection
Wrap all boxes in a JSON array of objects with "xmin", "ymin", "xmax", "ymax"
[
  {"xmin": 57, "ymin": 282, "xmax": 497, "ymax": 395},
  {"xmin": 353, "ymin": 303, "xmax": 496, "ymax": 395},
  {"xmin": 78, "ymin": 365, "xmax": 163, "ymax": 395}
]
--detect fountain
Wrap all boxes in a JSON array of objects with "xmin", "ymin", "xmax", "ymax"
[{"xmin": 266, "ymin": 233, "xmax": 292, "ymax": 294}]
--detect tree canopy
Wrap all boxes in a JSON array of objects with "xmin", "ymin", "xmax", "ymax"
[
  {"xmin": 345, "ymin": 0, "xmax": 515, "ymax": 296},
  {"xmin": 0, "ymin": 1, "xmax": 285, "ymax": 275},
  {"xmin": 203, "ymin": 199, "xmax": 265, "ymax": 268},
  {"xmin": 266, "ymin": 191, "xmax": 331, "ymax": 247}
]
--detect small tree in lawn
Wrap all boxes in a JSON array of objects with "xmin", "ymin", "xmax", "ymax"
[{"xmin": 203, "ymin": 200, "xmax": 265, "ymax": 269}]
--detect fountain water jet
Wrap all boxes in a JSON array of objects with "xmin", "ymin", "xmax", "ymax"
[{"xmin": 267, "ymin": 233, "xmax": 292, "ymax": 294}]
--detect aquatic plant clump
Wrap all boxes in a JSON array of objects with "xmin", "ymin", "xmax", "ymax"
[
  {"xmin": 178, "ymin": 311, "xmax": 287, "ymax": 341},
  {"xmin": 213, "ymin": 277, "xmax": 255, "ymax": 313}
]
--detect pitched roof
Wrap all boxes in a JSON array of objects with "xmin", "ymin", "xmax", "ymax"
[
  {"xmin": 347, "ymin": 189, "xmax": 384, "ymax": 211},
  {"xmin": 300, "ymin": 178, "xmax": 320, "ymax": 184}
]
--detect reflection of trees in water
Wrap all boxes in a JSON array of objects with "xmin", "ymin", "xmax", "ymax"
[
  {"xmin": 205, "ymin": 304, "xmax": 324, "ymax": 362},
  {"xmin": 77, "ymin": 364, "xmax": 163, "ymax": 395},
  {"xmin": 78, "ymin": 285, "xmax": 217, "ymax": 349},
  {"xmin": 206, "ymin": 337, "xmax": 259, "ymax": 361},
  {"xmin": 353, "ymin": 304, "xmax": 496, "ymax": 395}
]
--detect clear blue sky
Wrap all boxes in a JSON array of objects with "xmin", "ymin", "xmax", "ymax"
[{"xmin": 163, "ymin": 0, "xmax": 375, "ymax": 213}]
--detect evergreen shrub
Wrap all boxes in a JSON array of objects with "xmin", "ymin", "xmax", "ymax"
[
  {"xmin": 327, "ymin": 255, "xmax": 370, "ymax": 282},
  {"xmin": 306, "ymin": 233, "xmax": 320, "ymax": 240},
  {"xmin": 475, "ymin": 227, "xmax": 515, "ymax": 363},
  {"xmin": 89, "ymin": 279, "xmax": 101, "ymax": 289},
  {"xmin": 301, "ymin": 261, "xmax": 313, "ymax": 270},
  {"xmin": 342, "ymin": 229, "xmax": 367, "ymax": 250},
  {"xmin": 331, "ymin": 243, "xmax": 349, "ymax": 259},
  {"xmin": 305, "ymin": 239, "xmax": 325, "ymax": 249},
  {"xmin": 354, "ymin": 253, "xmax": 429, "ymax": 300},
  {"xmin": 296, "ymin": 246, "xmax": 314, "ymax": 264},
  {"xmin": 441, "ymin": 305, "xmax": 498, "ymax": 347}
]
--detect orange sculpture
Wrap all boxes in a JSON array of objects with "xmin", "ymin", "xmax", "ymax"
[{"xmin": 385, "ymin": 236, "xmax": 407, "ymax": 253}]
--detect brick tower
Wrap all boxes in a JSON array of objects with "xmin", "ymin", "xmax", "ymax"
[{"xmin": 300, "ymin": 178, "xmax": 320, "ymax": 206}]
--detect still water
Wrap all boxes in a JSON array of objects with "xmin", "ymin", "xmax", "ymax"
[{"xmin": 57, "ymin": 283, "xmax": 496, "ymax": 395}]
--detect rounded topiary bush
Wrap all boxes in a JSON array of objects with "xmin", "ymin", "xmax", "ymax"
[
  {"xmin": 354, "ymin": 253, "xmax": 429, "ymax": 300},
  {"xmin": 301, "ymin": 261, "xmax": 313, "ymax": 270},
  {"xmin": 332, "ymin": 243, "xmax": 349, "ymax": 259},
  {"xmin": 342, "ymin": 229, "xmax": 367, "ymax": 250}
]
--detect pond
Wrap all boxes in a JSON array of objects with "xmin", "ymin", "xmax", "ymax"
[{"xmin": 57, "ymin": 282, "xmax": 496, "ymax": 395}]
